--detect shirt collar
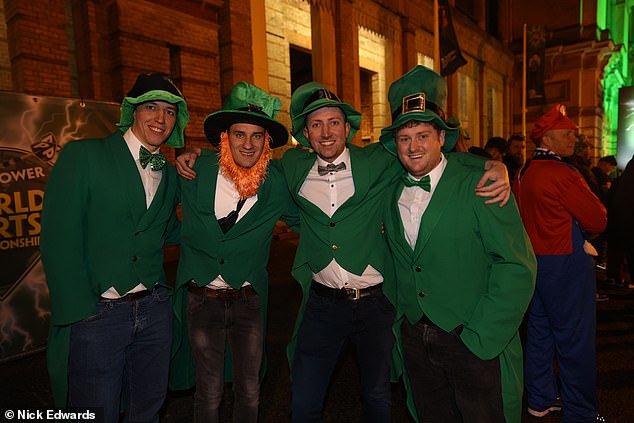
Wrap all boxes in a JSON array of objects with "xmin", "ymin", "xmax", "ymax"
[
  {"xmin": 316, "ymin": 148, "xmax": 351, "ymax": 168},
  {"xmin": 407, "ymin": 153, "xmax": 447, "ymax": 190},
  {"xmin": 123, "ymin": 129, "xmax": 159, "ymax": 161},
  {"xmin": 123, "ymin": 129, "xmax": 144, "ymax": 161},
  {"xmin": 534, "ymin": 147, "xmax": 562, "ymax": 160}
]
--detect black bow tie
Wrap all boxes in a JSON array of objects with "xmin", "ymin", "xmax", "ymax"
[
  {"xmin": 317, "ymin": 162, "xmax": 346, "ymax": 176},
  {"xmin": 217, "ymin": 198, "xmax": 247, "ymax": 234}
]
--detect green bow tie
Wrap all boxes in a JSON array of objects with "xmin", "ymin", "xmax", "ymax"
[
  {"xmin": 139, "ymin": 146, "xmax": 167, "ymax": 171},
  {"xmin": 402, "ymin": 174, "xmax": 431, "ymax": 192}
]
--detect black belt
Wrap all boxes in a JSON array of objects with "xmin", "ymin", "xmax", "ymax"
[
  {"xmin": 310, "ymin": 281, "xmax": 382, "ymax": 301},
  {"xmin": 187, "ymin": 281, "xmax": 257, "ymax": 301},
  {"xmin": 418, "ymin": 314, "xmax": 437, "ymax": 327},
  {"xmin": 99, "ymin": 287, "xmax": 154, "ymax": 302}
]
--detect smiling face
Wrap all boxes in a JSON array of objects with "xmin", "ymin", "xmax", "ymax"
[
  {"xmin": 131, "ymin": 101, "xmax": 178, "ymax": 152},
  {"xmin": 303, "ymin": 106, "xmax": 350, "ymax": 163},
  {"xmin": 227, "ymin": 122, "xmax": 267, "ymax": 169},
  {"xmin": 395, "ymin": 121, "xmax": 445, "ymax": 178},
  {"xmin": 542, "ymin": 128, "xmax": 577, "ymax": 157}
]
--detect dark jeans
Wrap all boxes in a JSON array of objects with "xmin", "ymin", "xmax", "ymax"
[
  {"xmin": 290, "ymin": 287, "xmax": 395, "ymax": 423},
  {"xmin": 187, "ymin": 289, "xmax": 263, "ymax": 423},
  {"xmin": 401, "ymin": 318, "xmax": 504, "ymax": 423},
  {"xmin": 68, "ymin": 286, "xmax": 172, "ymax": 423}
]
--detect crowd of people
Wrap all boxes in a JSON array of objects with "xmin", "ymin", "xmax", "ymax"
[{"xmin": 38, "ymin": 66, "xmax": 630, "ymax": 423}]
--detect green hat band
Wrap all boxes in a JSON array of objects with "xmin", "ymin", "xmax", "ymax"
[{"xmin": 302, "ymin": 88, "xmax": 341, "ymax": 110}]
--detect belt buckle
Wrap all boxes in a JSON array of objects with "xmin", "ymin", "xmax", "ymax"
[{"xmin": 352, "ymin": 287, "xmax": 361, "ymax": 301}]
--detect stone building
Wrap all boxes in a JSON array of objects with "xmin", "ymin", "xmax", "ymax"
[{"xmin": 0, "ymin": 0, "xmax": 630, "ymax": 158}]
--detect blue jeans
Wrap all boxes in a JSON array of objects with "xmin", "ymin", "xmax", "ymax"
[
  {"xmin": 401, "ymin": 318, "xmax": 504, "ymax": 423},
  {"xmin": 291, "ymin": 287, "xmax": 395, "ymax": 423},
  {"xmin": 187, "ymin": 289, "xmax": 264, "ymax": 423},
  {"xmin": 68, "ymin": 286, "xmax": 172, "ymax": 423}
]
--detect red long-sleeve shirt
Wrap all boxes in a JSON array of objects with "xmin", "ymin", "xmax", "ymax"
[{"xmin": 514, "ymin": 159, "xmax": 607, "ymax": 255}]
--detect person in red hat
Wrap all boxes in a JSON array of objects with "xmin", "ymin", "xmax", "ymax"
[{"xmin": 514, "ymin": 104, "xmax": 607, "ymax": 422}]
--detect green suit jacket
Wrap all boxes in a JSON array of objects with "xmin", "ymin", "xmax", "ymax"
[
  {"xmin": 280, "ymin": 144, "xmax": 491, "ymax": 368},
  {"xmin": 40, "ymin": 131, "xmax": 180, "ymax": 406},
  {"xmin": 170, "ymin": 154, "xmax": 299, "ymax": 390},
  {"xmin": 384, "ymin": 158, "xmax": 536, "ymax": 423},
  {"xmin": 281, "ymin": 143, "xmax": 401, "ymax": 365}
]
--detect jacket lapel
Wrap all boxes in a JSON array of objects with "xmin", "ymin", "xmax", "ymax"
[
  {"xmin": 108, "ymin": 132, "xmax": 146, "ymax": 225},
  {"xmin": 291, "ymin": 154, "xmax": 330, "ymax": 220},
  {"xmin": 136, "ymin": 164, "xmax": 174, "ymax": 232},
  {"xmin": 223, "ymin": 174, "xmax": 270, "ymax": 240},
  {"xmin": 196, "ymin": 158, "xmax": 224, "ymax": 236},
  {"xmin": 412, "ymin": 159, "xmax": 460, "ymax": 259},
  {"xmin": 332, "ymin": 145, "xmax": 371, "ymax": 218},
  {"xmin": 386, "ymin": 183, "xmax": 416, "ymax": 260}
]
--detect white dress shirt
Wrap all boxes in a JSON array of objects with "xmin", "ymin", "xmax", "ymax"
[
  {"xmin": 125, "ymin": 129, "xmax": 163, "ymax": 208},
  {"xmin": 398, "ymin": 153, "xmax": 447, "ymax": 250},
  {"xmin": 101, "ymin": 129, "xmax": 163, "ymax": 298},
  {"xmin": 299, "ymin": 149, "xmax": 383, "ymax": 289},
  {"xmin": 205, "ymin": 171, "xmax": 257, "ymax": 289}
]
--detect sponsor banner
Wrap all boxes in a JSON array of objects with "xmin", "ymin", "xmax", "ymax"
[{"xmin": 0, "ymin": 92, "xmax": 119, "ymax": 361}]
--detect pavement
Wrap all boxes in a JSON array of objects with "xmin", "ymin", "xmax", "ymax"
[{"xmin": 1, "ymin": 236, "xmax": 633, "ymax": 422}]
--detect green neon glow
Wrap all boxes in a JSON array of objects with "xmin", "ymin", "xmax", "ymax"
[
  {"xmin": 580, "ymin": 0, "xmax": 583, "ymax": 34},
  {"xmin": 597, "ymin": 0, "xmax": 607, "ymax": 30},
  {"xmin": 598, "ymin": 0, "xmax": 634, "ymax": 164}
]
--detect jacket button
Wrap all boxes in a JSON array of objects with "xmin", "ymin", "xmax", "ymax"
[
  {"xmin": 330, "ymin": 222, "xmax": 336, "ymax": 227},
  {"xmin": 131, "ymin": 255, "xmax": 138, "ymax": 262},
  {"xmin": 418, "ymin": 291, "xmax": 425, "ymax": 298},
  {"xmin": 415, "ymin": 266, "xmax": 422, "ymax": 272},
  {"xmin": 219, "ymin": 258, "xmax": 225, "ymax": 264},
  {"xmin": 332, "ymin": 245, "xmax": 338, "ymax": 251}
]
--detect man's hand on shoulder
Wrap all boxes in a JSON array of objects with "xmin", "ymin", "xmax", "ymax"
[
  {"xmin": 475, "ymin": 160, "xmax": 511, "ymax": 207},
  {"xmin": 175, "ymin": 148, "xmax": 202, "ymax": 180}
]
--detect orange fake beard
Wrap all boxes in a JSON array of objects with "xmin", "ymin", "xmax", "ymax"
[{"xmin": 218, "ymin": 130, "xmax": 272, "ymax": 199}]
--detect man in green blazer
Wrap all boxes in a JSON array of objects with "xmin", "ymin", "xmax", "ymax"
[
  {"xmin": 40, "ymin": 73, "xmax": 188, "ymax": 422},
  {"xmin": 282, "ymin": 81, "xmax": 514, "ymax": 423},
  {"xmin": 175, "ymin": 81, "xmax": 512, "ymax": 423},
  {"xmin": 170, "ymin": 82, "xmax": 299, "ymax": 423},
  {"xmin": 380, "ymin": 66, "xmax": 536, "ymax": 423}
]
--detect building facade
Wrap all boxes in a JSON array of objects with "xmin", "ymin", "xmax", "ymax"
[
  {"xmin": 1, "ymin": 0, "xmax": 630, "ymax": 160},
  {"xmin": 0, "ymin": 0, "xmax": 518, "ymax": 157}
]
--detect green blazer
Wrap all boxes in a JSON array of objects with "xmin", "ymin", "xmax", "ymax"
[
  {"xmin": 384, "ymin": 158, "xmax": 536, "ymax": 423},
  {"xmin": 280, "ymin": 143, "xmax": 401, "ymax": 365},
  {"xmin": 40, "ymin": 131, "xmax": 180, "ymax": 407},
  {"xmin": 169, "ymin": 155, "xmax": 299, "ymax": 390},
  {"xmin": 280, "ymin": 144, "xmax": 495, "ymax": 369}
]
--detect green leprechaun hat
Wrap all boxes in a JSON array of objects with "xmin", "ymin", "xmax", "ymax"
[
  {"xmin": 290, "ymin": 82, "xmax": 361, "ymax": 148},
  {"xmin": 380, "ymin": 65, "xmax": 458, "ymax": 155},
  {"xmin": 117, "ymin": 72, "xmax": 190, "ymax": 148},
  {"xmin": 204, "ymin": 81, "xmax": 289, "ymax": 148}
]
